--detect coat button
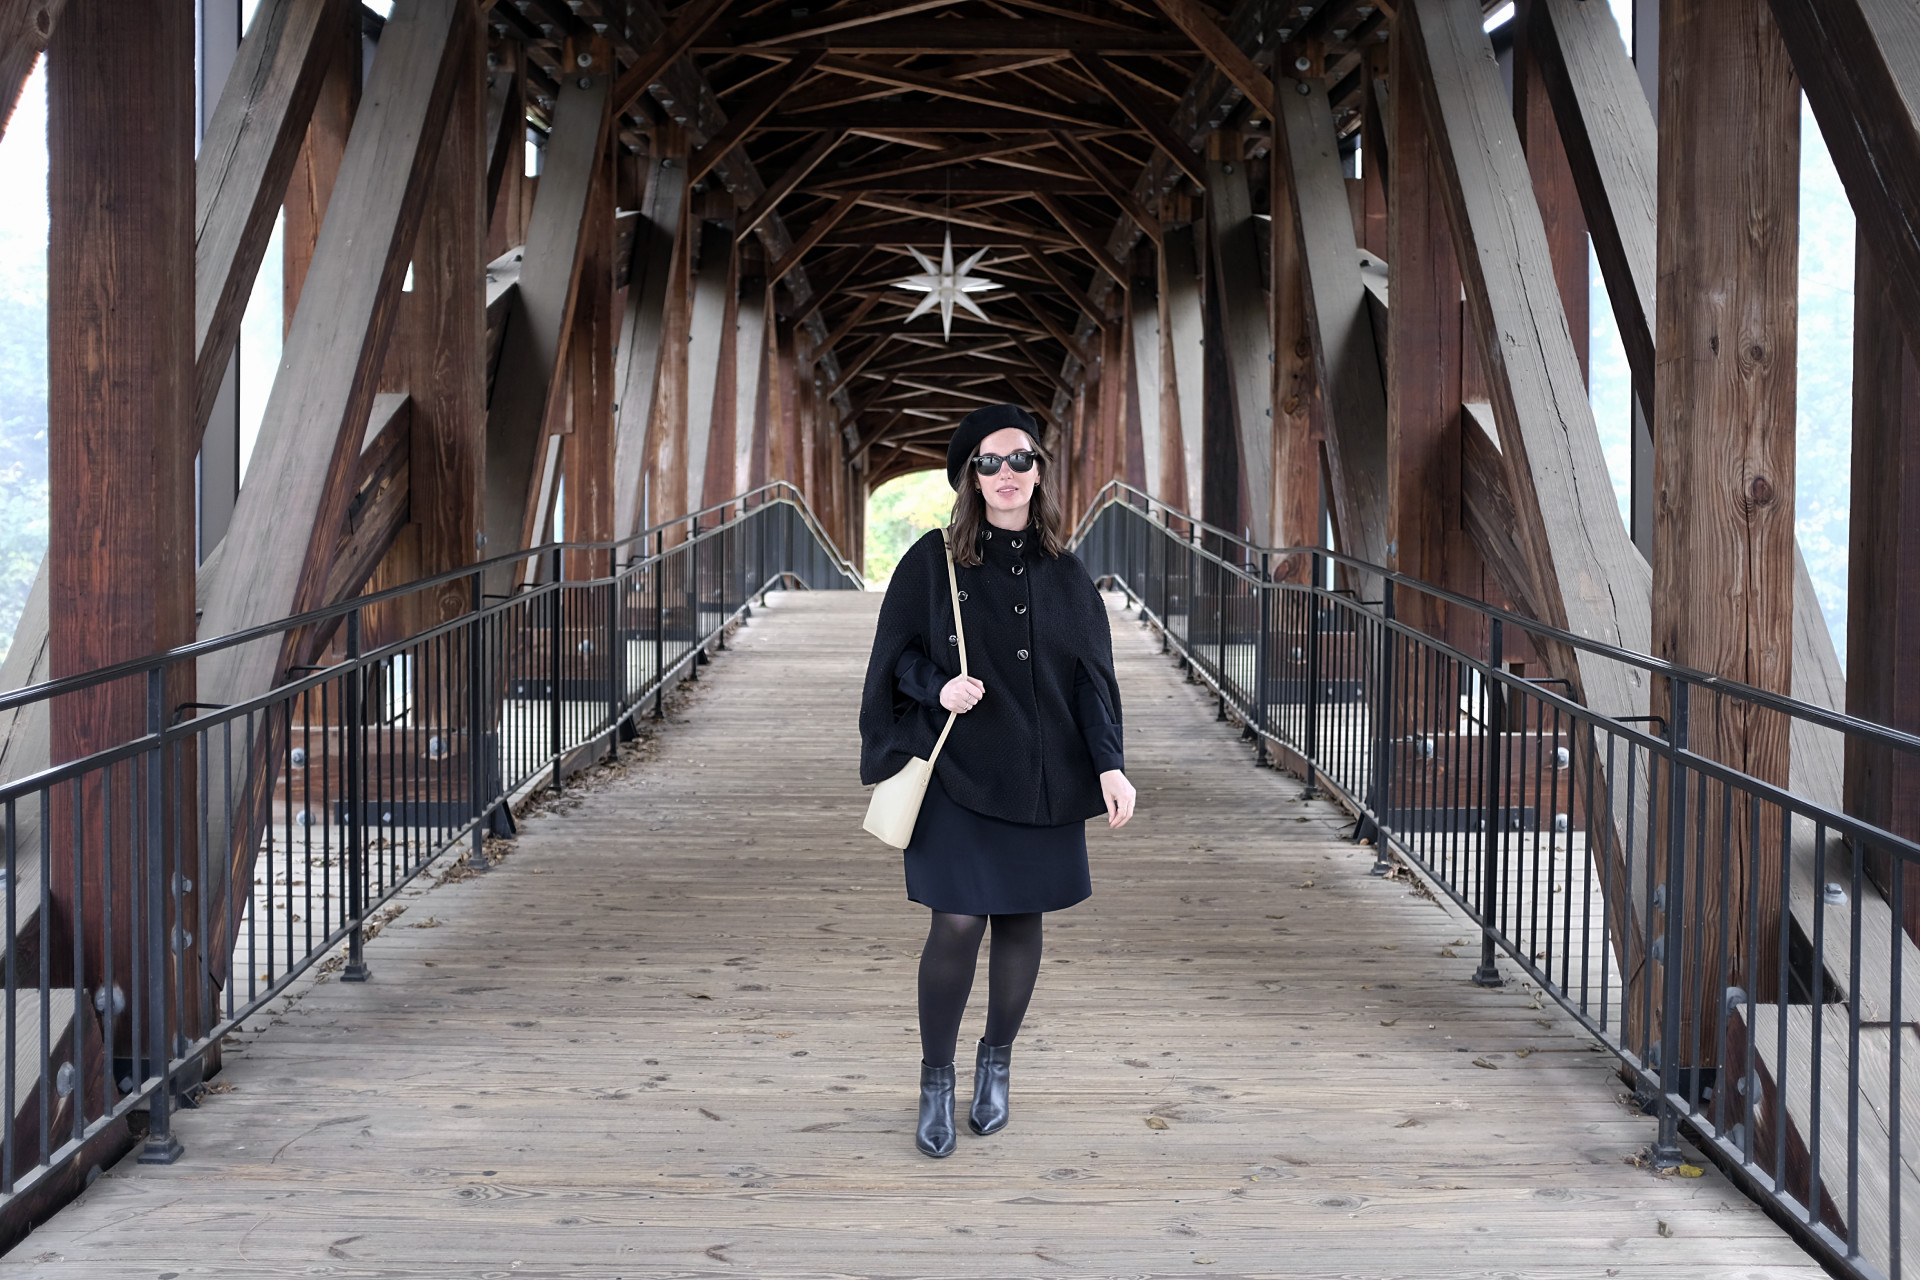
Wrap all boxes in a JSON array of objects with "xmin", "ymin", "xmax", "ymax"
[
  {"xmin": 1011, "ymin": 538, "xmax": 1024, "ymax": 549},
  {"xmin": 1016, "ymin": 649, "xmax": 1029, "ymax": 661},
  {"xmin": 957, "ymin": 590, "xmax": 967, "ymax": 602},
  {"xmin": 982, "ymin": 529, "xmax": 992, "ymax": 540},
  {"xmin": 948, "ymin": 634, "xmax": 958, "ymax": 645},
  {"xmin": 1014, "ymin": 604, "xmax": 1027, "ymax": 615},
  {"xmin": 1011, "ymin": 564, "xmax": 1024, "ymax": 576}
]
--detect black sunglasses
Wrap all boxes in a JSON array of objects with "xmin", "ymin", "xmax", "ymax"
[{"xmin": 971, "ymin": 450, "xmax": 1038, "ymax": 475}]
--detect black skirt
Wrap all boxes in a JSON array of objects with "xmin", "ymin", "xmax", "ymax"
[{"xmin": 903, "ymin": 771, "xmax": 1092, "ymax": 915}]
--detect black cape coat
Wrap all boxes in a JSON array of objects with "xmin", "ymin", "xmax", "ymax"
[{"xmin": 859, "ymin": 522, "xmax": 1123, "ymax": 826}]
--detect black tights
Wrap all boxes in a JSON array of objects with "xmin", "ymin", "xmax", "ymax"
[{"xmin": 917, "ymin": 911, "xmax": 1044, "ymax": 1068}]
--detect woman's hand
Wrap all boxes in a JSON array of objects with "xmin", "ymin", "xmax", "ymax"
[
  {"xmin": 939, "ymin": 675, "xmax": 985, "ymax": 713},
  {"xmin": 1099, "ymin": 769, "xmax": 1136, "ymax": 828}
]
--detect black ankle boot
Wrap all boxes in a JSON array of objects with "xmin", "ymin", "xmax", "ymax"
[
  {"xmin": 916, "ymin": 1061, "xmax": 957, "ymax": 1157},
  {"xmin": 968, "ymin": 1040, "xmax": 1012, "ymax": 1136}
]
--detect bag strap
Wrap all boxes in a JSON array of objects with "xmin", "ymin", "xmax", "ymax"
[{"xmin": 927, "ymin": 527, "xmax": 967, "ymax": 765}]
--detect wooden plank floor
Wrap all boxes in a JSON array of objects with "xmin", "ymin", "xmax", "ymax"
[{"xmin": 0, "ymin": 589, "xmax": 1823, "ymax": 1278}]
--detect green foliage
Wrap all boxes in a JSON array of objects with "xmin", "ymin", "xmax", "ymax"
[{"xmin": 865, "ymin": 469, "xmax": 955, "ymax": 587}]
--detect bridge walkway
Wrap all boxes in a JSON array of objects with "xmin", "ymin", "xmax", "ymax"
[{"xmin": 0, "ymin": 590, "xmax": 1820, "ymax": 1277}]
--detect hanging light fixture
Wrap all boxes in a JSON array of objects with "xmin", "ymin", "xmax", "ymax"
[{"xmin": 892, "ymin": 228, "xmax": 1000, "ymax": 342}]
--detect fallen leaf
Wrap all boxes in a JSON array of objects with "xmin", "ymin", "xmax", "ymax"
[
  {"xmin": 688, "ymin": 993, "xmax": 712, "ymax": 1000},
  {"xmin": 1379, "ymin": 1018, "xmax": 1399, "ymax": 1027},
  {"xmin": 1296, "ymin": 881, "xmax": 1315, "ymax": 889},
  {"xmin": 1676, "ymin": 1164, "xmax": 1703, "ymax": 1178},
  {"xmin": 1194, "ymin": 1259, "xmax": 1217, "ymax": 1265},
  {"xmin": 409, "ymin": 917, "xmax": 442, "ymax": 929},
  {"xmin": 1379, "ymin": 945, "xmax": 1398, "ymax": 951},
  {"xmin": 698, "ymin": 1107, "xmax": 723, "ymax": 1121},
  {"xmin": 1515, "ymin": 1047, "xmax": 1536, "ymax": 1059},
  {"xmin": 1440, "ymin": 947, "xmax": 1459, "ymax": 959},
  {"xmin": 1471, "ymin": 1058, "xmax": 1498, "ymax": 1070},
  {"xmin": 1657, "ymin": 1220, "xmax": 1673, "ymax": 1238},
  {"xmin": 1394, "ymin": 1117, "xmax": 1420, "ymax": 1128},
  {"xmin": 1264, "ymin": 914, "xmax": 1287, "ymax": 920},
  {"xmin": 1145, "ymin": 1117, "xmax": 1170, "ymax": 1130}
]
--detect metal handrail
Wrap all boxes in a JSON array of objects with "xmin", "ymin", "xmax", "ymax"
[
  {"xmin": 1071, "ymin": 488, "xmax": 1919, "ymax": 1280},
  {"xmin": 0, "ymin": 488, "xmax": 860, "ymax": 1241},
  {"xmin": 1075, "ymin": 479, "xmax": 1920, "ymax": 764}
]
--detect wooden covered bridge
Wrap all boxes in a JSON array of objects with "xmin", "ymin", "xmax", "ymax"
[{"xmin": 0, "ymin": 0, "xmax": 1914, "ymax": 1273}]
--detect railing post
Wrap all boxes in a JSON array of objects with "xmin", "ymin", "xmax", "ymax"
[
  {"xmin": 1303, "ymin": 552, "xmax": 1322, "ymax": 798},
  {"xmin": 1254, "ymin": 552, "xmax": 1270, "ymax": 768},
  {"xmin": 1651, "ymin": 677, "xmax": 1691, "ymax": 1170},
  {"xmin": 549, "ymin": 547, "xmax": 565, "ymax": 793},
  {"xmin": 687, "ymin": 518, "xmax": 703, "ymax": 678},
  {"xmin": 1473, "ymin": 618, "xmax": 1505, "ymax": 988},
  {"xmin": 137, "ymin": 664, "xmax": 183, "ymax": 1164},
  {"xmin": 1369, "ymin": 579, "xmax": 1396, "ymax": 875},
  {"xmin": 606, "ymin": 576, "xmax": 622, "ymax": 755},
  {"xmin": 466, "ymin": 573, "xmax": 489, "ymax": 872},
  {"xmin": 717, "ymin": 518, "xmax": 730, "ymax": 651},
  {"xmin": 342, "ymin": 610, "xmax": 372, "ymax": 983},
  {"xmin": 652, "ymin": 528, "xmax": 666, "ymax": 720}
]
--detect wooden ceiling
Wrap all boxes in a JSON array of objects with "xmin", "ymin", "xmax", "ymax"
[{"xmin": 483, "ymin": 0, "xmax": 1463, "ymax": 488}]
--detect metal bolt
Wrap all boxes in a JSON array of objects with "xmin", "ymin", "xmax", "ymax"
[
  {"xmin": 577, "ymin": 51, "xmax": 593, "ymax": 68},
  {"xmin": 1295, "ymin": 81, "xmax": 1311, "ymax": 95},
  {"xmin": 1295, "ymin": 55, "xmax": 1312, "ymax": 71},
  {"xmin": 578, "ymin": 76, "xmax": 592, "ymax": 89}
]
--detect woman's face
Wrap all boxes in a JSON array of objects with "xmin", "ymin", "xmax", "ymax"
[{"xmin": 973, "ymin": 425, "xmax": 1041, "ymax": 516}]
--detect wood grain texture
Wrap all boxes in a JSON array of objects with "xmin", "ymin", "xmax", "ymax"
[
  {"xmin": 1387, "ymin": 37, "xmax": 1479, "ymax": 646},
  {"xmin": 1649, "ymin": 0, "xmax": 1800, "ymax": 1023},
  {"xmin": 0, "ymin": 591, "xmax": 1826, "ymax": 1277},
  {"xmin": 281, "ymin": 0, "xmax": 358, "ymax": 334},
  {"xmin": 1160, "ymin": 226, "xmax": 1206, "ymax": 519},
  {"xmin": 195, "ymin": 0, "xmax": 336, "ymax": 436},
  {"xmin": 484, "ymin": 63, "xmax": 611, "ymax": 590},
  {"xmin": 0, "ymin": 0, "xmax": 61, "ymax": 143},
  {"xmin": 1204, "ymin": 146, "xmax": 1274, "ymax": 545},
  {"xmin": 1275, "ymin": 77, "xmax": 1390, "ymax": 569},
  {"xmin": 1512, "ymin": 0, "xmax": 1588, "ymax": 384}
]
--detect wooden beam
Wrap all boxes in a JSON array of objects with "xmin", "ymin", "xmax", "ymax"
[
  {"xmin": 685, "ymin": 221, "xmax": 735, "ymax": 513},
  {"xmin": 1767, "ymin": 0, "xmax": 1920, "ymax": 367},
  {"xmin": 739, "ymin": 128, "xmax": 845, "ymax": 237},
  {"xmin": 1019, "ymin": 243, "xmax": 1109, "ymax": 332},
  {"xmin": 482, "ymin": 58, "xmax": 612, "ymax": 589},
  {"xmin": 1273, "ymin": 76, "xmax": 1389, "ymax": 567},
  {"xmin": 47, "ymin": 0, "xmax": 197, "ymax": 1057},
  {"xmin": 1051, "ymin": 128, "xmax": 1163, "ymax": 243},
  {"xmin": 849, "ymin": 194, "xmax": 1075, "ymax": 248},
  {"xmin": 1846, "ymin": 238, "xmax": 1920, "ymax": 943},
  {"xmin": 1143, "ymin": 0, "xmax": 1275, "ymax": 112},
  {"xmin": 689, "ymin": 51, "xmax": 822, "ymax": 184},
  {"xmin": 768, "ymin": 192, "xmax": 860, "ymax": 284},
  {"xmin": 788, "ymin": 246, "xmax": 874, "ymax": 327},
  {"xmin": 1530, "ymin": 0, "xmax": 1654, "ymax": 411},
  {"xmin": 195, "ymin": 0, "xmax": 339, "ymax": 438},
  {"xmin": 1161, "ymin": 224, "xmax": 1206, "ymax": 518},
  {"xmin": 1513, "ymin": 0, "xmax": 1588, "ymax": 383},
  {"xmin": 1650, "ymin": 0, "xmax": 1800, "ymax": 1020},
  {"xmin": 718, "ymin": 17, "xmax": 1195, "ymax": 55},
  {"xmin": 1008, "ymin": 289, "xmax": 1096, "ymax": 367},
  {"xmin": 483, "ymin": 41, "xmax": 524, "ymax": 226},
  {"xmin": 821, "ymin": 292, "xmax": 884, "ymax": 358},
  {"xmin": 763, "ymin": 103, "xmax": 1120, "ymax": 132},
  {"xmin": 610, "ymin": 0, "xmax": 733, "ymax": 117},
  {"xmin": 1035, "ymin": 191, "xmax": 1124, "ymax": 278},
  {"xmin": 282, "ymin": 0, "xmax": 358, "ymax": 330},
  {"xmin": 613, "ymin": 126, "xmax": 689, "ymax": 541},
  {"xmin": 199, "ymin": 0, "xmax": 472, "ymax": 675},
  {"xmin": 1388, "ymin": 27, "xmax": 1479, "ymax": 640},
  {"xmin": 1070, "ymin": 50, "xmax": 1207, "ymax": 189},
  {"xmin": 1205, "ymin": 141, "xmax": 1273, "ymax": 544},
  {"xmin": 369, "ymin": 22, "xmax": 485, "ymax": 632},
  {"xmin": 809, "ymin": 53, "xmax": 1113, "ymax": 128}
]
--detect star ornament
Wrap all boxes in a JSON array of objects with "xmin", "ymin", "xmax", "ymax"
[{"xmin": 892, "ymin": 230, "xmax": 1000, "ymax": 341}]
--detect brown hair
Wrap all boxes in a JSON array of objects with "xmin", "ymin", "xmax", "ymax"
[{"xmin": 946, "ymin": 436, "xmax": 1066, "ymax": 568}]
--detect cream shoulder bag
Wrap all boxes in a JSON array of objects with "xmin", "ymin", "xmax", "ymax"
[{"xmin": 862, "ymin": 527, "xmax": 968, "ymax": 849}]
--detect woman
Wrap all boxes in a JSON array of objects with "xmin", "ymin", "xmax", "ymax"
[{"xmin": 858, "ymin": 403, "xmax": 1138, "ymax": 1159}]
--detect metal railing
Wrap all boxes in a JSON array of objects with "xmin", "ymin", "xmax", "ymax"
[
  {"xmin": 0, "ymin": 482, "xmax": 859, "ymax": 1231},
  {"xmin": 1073, "ymin": 480, "xmax": 1920, "ymax": 1280}
]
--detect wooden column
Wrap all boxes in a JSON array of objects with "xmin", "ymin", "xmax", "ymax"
[
  {"xmin": 734, "ymin": 276, "xmax": 769, "ymax": 501},
  {"xmin": 284, "ymin": 0, "xmax": 359, "ymax": 330},
  {"xmin": 1514, "ymin": 0, "xmax": 1588, "ymax": 383},
  {"xmin": 369, "ymin": 21, "xmax": 487, "ymax": 634},
  {"xmin": 563, "ymin": 152, "xmax": 617, "ymax": 580},
  {"xmin": 1387, "ymin": 33, "xmax": 1477, "ymax": 644},
  {"xmin": 1206, "ymin": 133, "xmax": 1275, "ymax": 543},
  {"xmin": 1650, "ymin": 0, "xmax": 1800, "ymax": 1020},
  {"xmin": 1130, "ymin": 272, "xmax": 1169, "ymax": 502},
  {"xmin": 612, "ymin": 125, "xmax": 688, "ymax": 540},
  {"xmin": 1846, "ymin": 241, "xmax": 1920, "ymax": 945},
  {"xmin": 698, "ymin": 231, "xmax": 743, "ymax": 511},
  {"xmin": 685, "ymin": 219, "xmax": 734, "ymax": 515},
  {"xmin": 47, "ymin": 0, "xmax": 197, "ymax": 1041},
  {"xmin": 1160, "ymin": 226, "xmax": 1206, "ymax": 517},
  {"xmin": 1270, "ymin": 122, "xmax": 1324, "ymax": 574}
]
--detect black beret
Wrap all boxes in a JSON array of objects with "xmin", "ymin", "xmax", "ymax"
[{"xmin": 946, "ymin": 403, "xmax": 1040, "ymax": 490}]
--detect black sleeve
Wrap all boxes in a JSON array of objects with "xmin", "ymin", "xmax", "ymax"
[
  {"xmin": 894, "ymin": 640, "xmax": 948, "ymax": 709},
  {"xmin": 1072, "ymin": 659, "xmax": 1125, "ymax": 775}
]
